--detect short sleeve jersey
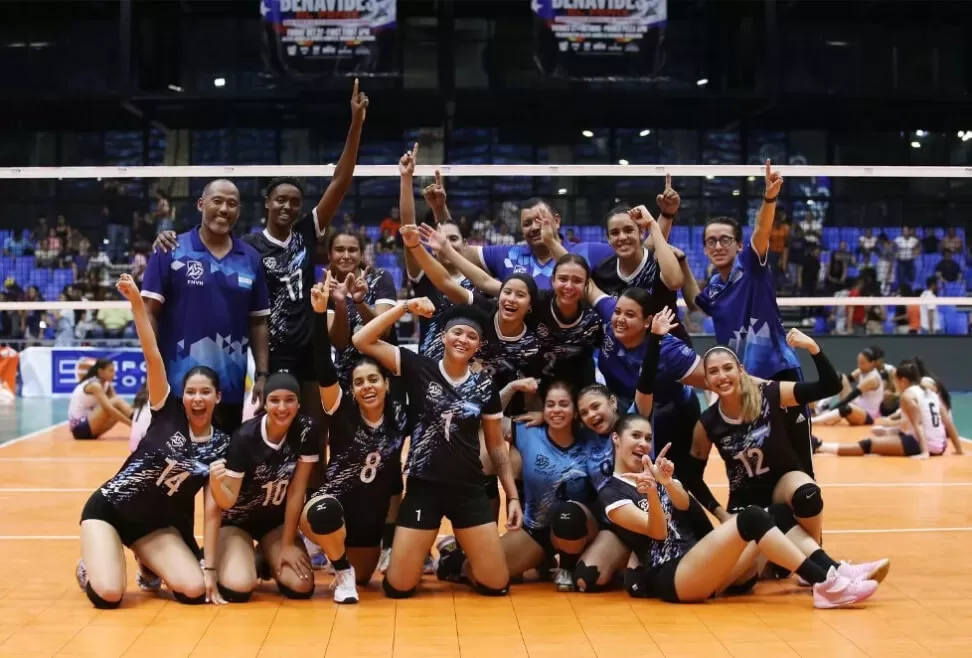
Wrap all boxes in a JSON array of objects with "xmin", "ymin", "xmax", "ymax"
[
  {"xmin": 321, "ymin": 393, "xmax": 410, "ymax": 504},
  {"xmin": 397, "ymin": 348, "xmax": 503, "ymax": 486},
  {"xmin": 141, "ymin": 227, "xmax": 270, "ymax": 404},
  {"xmin": 99, "ymin": 392, "xmax": 230, "ymax": 522},
  {"xmin": 599, "ymin": 474, "xmax": 695, "ymax": 569},
  {"xmin": 241, "ymin": 210, "xmax": 324, "ymax": 367},
  {"xmin": 334, "ymin": 267, "xmax": 399, "ymax": 388},
  {"xmin": 699, "ymin": 382, "xmax": 805, "ymax": 509},
  {"xmin": 478, "ymin": 241, "xmax": 614, "ymax": 289},
  {"xmin": 514, "ymin": 423, "xmax": 593, "ymax": 529},
  {"xmin": 221, "ymin": 413, "xmax": 320, "ymax": 527},
  {"xmin": 580, "ymin": 427, "xmax": 615, "ymax": 493},
  {"xmin": 466, "ymin": 291, "xmax": 543, "ymax": 388},
  {"xmin": 411, "ymin": 271, "xmax": 476, "ymax": 360},
  {"xmin": 529, "ymin": 289, "xmax": 603, "ymax": 389},
  {"xmin": 695, "ymin": 243, "xmax": 800, "ymax": 379},
  {"xmin": 592, "ymin": 248, "xmax": 691, "ymax": 344}
]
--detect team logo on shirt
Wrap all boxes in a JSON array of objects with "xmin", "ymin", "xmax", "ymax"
[
  {"xmin": 263, "ymin": 257, "xmax": 277, "ymax": 270},
  {"xmin": 637, "ymin": 498, "xmax": 649, "ymax": 512},
  {"xmin": 428, "ymin": 383, "xmax": 443, "ymax": 398},
  {"xmin": 186, "ymin": 260, "xmax": 205, "ymax": 285},
  {"xmin": 168, "ymin": 432, "xmax": 187, "ymax": 449}
]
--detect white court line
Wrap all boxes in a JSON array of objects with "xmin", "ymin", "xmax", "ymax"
[{"xmin": 0, "ymin": 421, "xmax": 68, "ymax": 449}]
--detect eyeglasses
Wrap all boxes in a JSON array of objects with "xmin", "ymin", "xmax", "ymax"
[{"xmin": 704, "ymin": 236, "xmax": 736, "ymax": 248}]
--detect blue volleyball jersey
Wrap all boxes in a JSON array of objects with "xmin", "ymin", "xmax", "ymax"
[
  {"xmin": 580, "ymin": 427, "xmax": 615, "ymax": 493},
  {"xmin": 141, "ymin": 227, "xmax": 270, "ymax": 404},
  {"xmin": 595, "ymin": 296, "xmax": 700, "ymax": 410},
  {"xmin": 478, "ymin": 241, "xmax": 614, "ymax": 289},
  {"xmin": 514, "ymin": 424, "xmax": 592, "ymax": 529},
  {"xmin": 695, "ymin": 243, "xmax": 801, "ymax": 379}
]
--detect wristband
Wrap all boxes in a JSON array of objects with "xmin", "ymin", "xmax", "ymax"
[
  {"xmin": 660, "ymin": 212, "xmax": 676, "ymax": 220},
  {"xmin": 203, "ymin": 567, "xmax": 216, "ymax": 572},
  {"xmin": 764, "ymin": 195, "xmax": 778, "ymax": 203},
  {"xmin": 254, "ymin": 371, "xmax": 269, "ymax": 379}
]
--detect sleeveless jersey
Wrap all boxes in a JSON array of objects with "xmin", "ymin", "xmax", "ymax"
[
  {"xmin": 856, "ymin": 369, "xmax": 885, "ymax": 419},
  {"xmin": 68, "ymin": 378, "xmax": 105, "ymax": 429},
  {"xmin": 901, "ymin": 385, "xmax": 948, "ymax": 455}
]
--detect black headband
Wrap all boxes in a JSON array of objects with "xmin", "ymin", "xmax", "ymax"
[
  {"xmin": 444, "ymin": 316, "xmax": 483, "ymax": 338},
  {"xmin": 265, "ymin": 372, "xmax": 300, "ymax": 398}
]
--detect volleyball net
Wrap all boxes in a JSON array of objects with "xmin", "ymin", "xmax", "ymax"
[{"xmin": 0, "ymin": 164, "xmax": 969, "ymax": 350}]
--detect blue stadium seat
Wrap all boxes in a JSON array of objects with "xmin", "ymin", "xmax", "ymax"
[{"xmin": 702, "ymin": 317, "xmax": 715, "ymax": 334}]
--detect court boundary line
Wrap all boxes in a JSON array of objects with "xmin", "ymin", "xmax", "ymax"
[{"xmin": 0, "ymin": 421, "xmax": 68, "ymax": 449}]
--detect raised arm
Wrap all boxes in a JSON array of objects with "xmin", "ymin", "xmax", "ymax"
[
  {"xmin": 778, "ymin": 329, "xmax": 842, "ymax": 408},
  {"xmin": 655, "ymin": 174, "xmax": 680, "ymax": 241},
  {"xmin": 405, "ymin": 224, "xmax": 499, "ymax": 300},
  {"xmin": 631, "ymin": 206, "xmax": 683, "ymax": 291},
  {"xmin": 310, "ymin": 272, "xmax": 342, "ymax": 414},
  {"xmin": 313, "ymin": 79, "xmax": 367, "ymax": 231},
  {"xmin": 634, "ymin": 308, "xmax": 677, "ymax": 418},
  {"xmin": 399, "ymin": 144, "xmax": 423, "ymax": 281},
  {"xmin": 750, "ymin": 160, "xmax": 784, "ymax": 259},
  {"xmin": 423, "ymin": 169, "xmax": 451, "ymax": 225},
  {"xmin": 116, "ymin": 274, "xmax": 169, "ymax": 409},
  {"xmin": 351, "ymin": 298, "xmax": 436, "ymax": 374},
  {"xmin": 426, "ymin": 225, "xmax": 502, "ymax": 297}
]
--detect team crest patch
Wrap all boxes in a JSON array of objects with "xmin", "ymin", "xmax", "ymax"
[
  {"xmin": 168, "ymin": 432, "xmax": 187, "ymax": 449},
  {"xmin": 428, "ymin": 382, "xmax": 443, "ymax": 398},
  {"xmin": 186, "ymin": 260, "xmax": 204, "ymax": 280},
  {"xmin": 263, "ymin": 257, "xmax": 277, "ymax": 269}
]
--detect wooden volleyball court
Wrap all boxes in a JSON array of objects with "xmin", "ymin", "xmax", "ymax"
[{"xmin": 0, "ymin": 421, "xmax": 971, "ymax": 658}]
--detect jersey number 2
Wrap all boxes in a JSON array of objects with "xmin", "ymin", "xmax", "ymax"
[
  {"xmin": 279, "ymin": 270, "xmax": 303, "ymax": 302},
  {"xmin": 156, "ymin": 458, "xmax": 191, "ymax": 496},
  {"xmin": 733, "ymin": 448, "xmax": 770, "ymax": 478}
]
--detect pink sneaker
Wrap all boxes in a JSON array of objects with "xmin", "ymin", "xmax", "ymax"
[
  {"xmin": 837, "ymin": 558, "xmax": 890, "ymax": 583},
  {"xmin": 813, "ymin": 567, "xmax": 879, "ymax": 609}
]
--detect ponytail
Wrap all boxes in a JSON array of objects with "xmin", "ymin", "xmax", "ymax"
[{"xmin": 737, "ymin": 372, "xmax": 763, "ymax": 423}]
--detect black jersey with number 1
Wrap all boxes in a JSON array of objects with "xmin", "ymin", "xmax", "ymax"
[
  {"xmin": 221, "ymin": 413, "xmax": 320, "ymax": 529},
  {"xmin": 396, "ymin": 348, "xmax": 503, "ymax": 487},
  {"xmin": 700, "ymin": 381, "xmax": 805, "ymax": 510},
  {"xmin": 242, "ymin": 211, "xmax": 324, "ymax": 375}
]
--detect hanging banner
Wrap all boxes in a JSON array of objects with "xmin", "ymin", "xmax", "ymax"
[
  {"xmin": 261, "ymin": 0, "xmax": 397, "ymax": 77},
  {"xmin": 533, "ymin": 0, "xmax": 668, "ymax": 79}
]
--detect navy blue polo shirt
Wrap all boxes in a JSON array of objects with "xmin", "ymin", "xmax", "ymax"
[{"xmin": 141, "ymin": 226, "xmax": 270, "ymax": 404}]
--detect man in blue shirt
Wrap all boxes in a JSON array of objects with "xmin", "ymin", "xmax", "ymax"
[
  {"xmin": 141, "ymin": 179, "xmax": 270, "ymax": 433},
  {"xmin": 464, "ymin": 198, "xmax": 614, "ymax": 289},
  {"xmin": 684, "ymin": 161, "xmax": 814, "ymax": 476}
]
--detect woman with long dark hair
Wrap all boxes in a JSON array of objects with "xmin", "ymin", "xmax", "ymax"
[{"xmin": 68, "ymin": 358, "xmax": 133, "ymax": 440}]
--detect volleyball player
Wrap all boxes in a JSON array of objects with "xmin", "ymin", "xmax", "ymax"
[
  {"xmin": 352, "ymin": 299, "xmax": 523, "ymax": 598},
  {"xmin": 812, "ymin": 348, "xmax": 884, "ymax": 426},
  {"xmin": 437, "ymin": 382, "xmax": 595, "ymax": 591},
  {"xmin": 683, "ymin": 160, "xmax": 816, "ymax": 476},
  {"xmin": 68, "ymin": 358, "xmax": 133, "ymax": 440},
  {"xmin": 288, "ymin": 274, "xmax": 411, "ymax": 603},
  {"xmin": 602, "ymin": 415, "xmax": 880, "ymax": 607},
  {"xmin": 208, "ymin": 372, "xmax": 319, "ymax": 602},
  {"xmin": 817, "ymin": 360, "xmax": 963, "ymax": 458},
  {"xmin": 77, "ymin": 274, "xmax": 229, "ymax": 608}
]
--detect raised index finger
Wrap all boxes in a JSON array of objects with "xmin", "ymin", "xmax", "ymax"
[
  {"xmin": 412, "ymin": 142, "xmax": 419, "ymax": 160},
  {"xmin": 434, "ymin": 169, "xmax": 442, "ymax": 187},
  {"xmin": 765, "ymin": 159, "xmax": 772, "ymax": 178},
  {"xmin": 665, "ymin": 173, "xmax": 672, "ymax": 189},
  {"xmin": 352, "ymin": 77, "xmax": 359, "ymax": 97},
  {"xmin": 656, "ymin": 442, "xmax": 672, "ymax": 461}
]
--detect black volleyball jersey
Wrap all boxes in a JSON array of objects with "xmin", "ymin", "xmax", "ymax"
[
  {"xmin": 241, "ymin": 211, "xmax": 324, "ymax": 362},
  {"xmin": 99, "ymin": 392, "xmax": 229, "ymax": 521},
  {"xmin": 396, "ymin": 347, "xmax": 503, "ymax": 486},
  {"xmin": 333, "ymin": 267, "xmax": 399, "ymax": 388},
  {"xmin": 700, "ymin": 382, "xmax": 804, "ymax": 507},
  {"xmin": 528, "ymin": 289, "xmax": 603, "ymax": 386},
  {"xmin": 221, "ymin": 413, "xmax": 320, "ymax": 525},
  {"xmin": 592, "ymin": 248, "xmax": 691, "ymax": 344},
  {"xmin": 463, "ymin": 290, "xmax": 543, "ymax": 388},
  {"xmin": 411, "ymin": 271, "xmax": 476, "ymax": 360},
  {"xmin": 598, "ymin": 474, "xmax": 696, "ymax": 569},
  {"xmin": 320, "ymin": 391, "xmax": 410, "ymax": 503}
]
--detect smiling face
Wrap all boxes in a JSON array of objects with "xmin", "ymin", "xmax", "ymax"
[
  {"xmin": 612, "ymin": 416, "xmax": 653, "ymax": 474},
  {"xmin": 611, "ymin": 295, "xmax": 649, "ymax": 343},
  {"xmin": 351, "ymin": 361, "xmax": 388, "ymax": 414},
  {"xmin": 498, "ymin": 278, "xmax": 532, "ymax": 325},
  {"xmin": 578, "ymin": 389, "xmax": 618, "ymax": 436},
  {"xmin": 264, "ymin": 389, "xmax": 299, "ymax": 427},
  {"xmin": 443, "ymin": 323, "xmax": 481, "ymax": 363},
  {"xmin": 543, "ymin": 385, "xmax": 576, "ymax": 432},
  {"xmin": 703, "ymin": 222, "xmax": 742, "ymax": 270},
  {"xmin": 606, "ymin": 212, "xmax": 641, "ymax": 260},
  {"xmin": 703, "ymin": 350, "xmax": 742, "ymax": 398},
  {"xmin": 520, "ymin": 202, "xmax": 559, "ymax": 248},
  {"xmin": 198, "ymin": 180, "xmax": 241, "ymax": 236},
  {"xmin": 182, "ymin": 373, "xmax": 221, "ymax": 431},
  {"xmin": 329, "ymin": 234, "xmax": 362, "ymax": 278},
  {"xmin": 265, "ymin": 183, "xmax": 303, "ymax": 232},
  {"xmin": 552, "ymin": 261, "xmax": 587, "ymax": 306}
]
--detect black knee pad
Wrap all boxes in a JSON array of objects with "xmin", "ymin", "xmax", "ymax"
[
  {"xmin": 791, "ymin": 482, "xmax": 824, "ymax": 518},
  {"xmin": 723, "ymin": 573, "xmax": 758, "ymax": 596},
  {"xmin": 735, "ymin": 505, "xmax": 775, "ymax": 543},
  {"xmin": 483, "ymin": 475, "xmax": 499, "ymax": 501},
  {"xmin": 572, "ymin": 560, "xmax": 601, "ymax": 592},
  {"xmin": 277, "ymin": 581, "xmax": 315, "ymax": 600},
  {"xmin": 85, "ymin": 582, "xmax": 121, "ymax": 609},
  {"xmin": 172, "ymin": 591, "xmax": 206, "ymax": 605},
  {"xmin": 474, "ymin": 581, "xmax": 510, "ymax": 597},
  {"xmin": 838, "ymin": 404, "xmax": 852, "ymax": 418},
  {"xmin": 858, "ymin": 438, "xmax": 873, "ymax": 454},
  {"xmin": 767, "ymin": 503, "xmax": 798, "ymax": 534},
  {"xmin": 306, "ymin": 496, "xmax": 345, "ymax": 536},
  {"xmin": 551, "ymin": 501, "xmax": 588, "ymax": 541},
  {"xmin": 217, "ymin": 583, "xmax": 253, "ymax": 603},
  {"xmin": 382, "ymin": 576, "xmax": 416, "ymax": 599},
  {"xmin": 623, "ymin": 567, "xmax": 651, "ymax": 598}
]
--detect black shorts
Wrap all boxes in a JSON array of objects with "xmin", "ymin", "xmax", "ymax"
[
  {"xmin": 726, "ymin": 481, "xmax": 779, "ymax": 515},
  {"xmin": 271, "ymin": 345, "xmax": 316, "ymax": 382},
  {"xmin": 215, "ymin": 402, "xmax": 244, "ymax": 434},
  {"xmin": 523, "ymin": 524, "xmax": 555, "ymax": 558},
  {"xmin": 222, "ymin": 514, "xmax": 284, "ymax": 543},
  {"xmin": 646, "ymin": 555, "xmax": 685, "ymax": 603},
  {"xmin": 775, "ymin": 367, "xmax": 815, "ymax": 479},
  {"xmin": 341, "ymin": 495, "xmax": 390, "ymax": 548},
  {"xmin": 81, "ymin": 490, "xmax": 178, "ymax": 548},
  {"xmin": 899, "ymin": 433, "xmax": 922, "ymax": 457},
  {"xmin": 397, "ymin": 477, "xmax": 494, "ymax": 531}
]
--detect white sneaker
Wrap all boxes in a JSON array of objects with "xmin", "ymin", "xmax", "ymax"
[
  {"xmin": 332, "ymin": 567, "xmax": 359, "ymax": 604},
  {"xmin": 837, "ymin": 558, "xmax": 891, "ymax": 584},
  {"xmin": 377, "ymin": 547, "xmax": 392, "ymax": 574},
  {"xmin": 76, "ymin": 559, "xmax": 88, "ymax": 591},
  {"xmin": 812, "ymin": 567, "xmax": 879, "ymax": 609},
  {"xmin": 135, "ymin": 560, "xmax": 162, "ymax": 592},
  {"xmin": 554, "ymin": 568, "xmax": 574, "ymax": 592},
  {"xmin": 422, "ymin": 553, "xmax": 436, "ymax": 575}
]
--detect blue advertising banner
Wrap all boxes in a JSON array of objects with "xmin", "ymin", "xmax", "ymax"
[
  {"xmin": 51, "ymin": 349, "xmax": 146, "ymax": 396},
  {"xmin": 261, "ymin": 0, "xmax": 397, "ymax": 76}
]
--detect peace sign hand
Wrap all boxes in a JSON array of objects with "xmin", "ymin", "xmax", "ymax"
[
  {"xmin": 656, "ymin": 173, "xmax": 680, "ymax": 217},
  {"xmin": 764, "ymin": 159, "xmax": 783, "ymax": 199}
]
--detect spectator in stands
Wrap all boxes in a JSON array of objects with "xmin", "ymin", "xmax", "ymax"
[
  {"xmin": 875, "ymin": 233, "xmax": 894, "ymax": 293},
  {"xmin": 377, "ymin": 227, "xmax": 398, "ymax": 254},
  {"xmin": 467, "ymin": 229, "xmax": 485, "ymax": 246},
  {"xmin": 894, "ymin": 226, "xmax": 920, "ymax": 289},
  {"xmin": 101, "ymin": 180, "xmax": 130, "ymax": 262},
  {"xmin": 36, "ymin": 228, "xmax": 62, "ymax": 269},
  {"xmin": 154, "ymin": 189, "xmax": 174, "ymax": 234},
  {"xmin": 919, "ymin": 276, "xmax": 940, "ymax": 334},
  {"xmin": 92, "ymin": 292, "xmax": 136, "ymax": 341},
  {"xmin": 380, "ymin": 207, "xmax": 401, "ymax": 237},
  {"xmin": 941, "ymin": 226, "xmax": 963, "ymax": 256},
  {"xmin": 472, "ymin": 213, "xmax": 491, "ymax": 236},
  {"xmin": 826, "ymin": 240, "xmax": 851, "ymax": 294},
  {"xmin": 54, "ymin": 215, "xmax": 70, "ymax": 244},
  {"xmin": 133, "ymin": 211, "xmax": 156, "ymax": 252},
  {"xmin": 131, "ymin": 247, "xmax": 148, "ymax": 284},
  {"xmin": 2, "ymin": 279, "xmax": 24, "ymax": 339},
  {"xmin": 799, "ymin": 244, "xmax": 821, "ymax": 317},
  {"xmin": 934, "ymin": 250, "xmax": 962, "ymax": 284},
  {"xmin": 767, "ymin": 213, "xmax": 789, "ymax": 275},
  {"xmin": 339, "ymin": 212, "xmax": 355, "ymax": 233},
  {"xmin": 2, "ymin": 229, "xmax": 31, "ymax": 257},
  {"xmin": 921, "ymin": 228, "xmax": 940, "ymax": 254},
  {"xmin": 786, "ymin": 225, "xmax": 807, "ymax": 284},
  {"xmin": 565, "ymin": 228, "xmax": 580, "ymax": 245},
  {"xmin": 51, "ymin": 293, "xmax": 76, "ymax": 346},
  {"xmin": 23, "ymin": 285, "xmax": 43, "ymax": 346},
  {"xmin": 798, "ymin": 209, "xmax": 822, "ymax": 247},
  {"xmin": 32, "ymin": 216, "xmax": 49, "ymax": 244},
  {"xmin": 892, "ymin": 284, "xmax": 919, "ymax": 335},
  {"xmin": 843, "ymin": 277, "xmax": 867, "ymax": 335},
  {"xmin": 487, "ymin": 223, "xmax": 515, "ymax": 246},
  {"xmin": 857, "ymin": 227, "xmax": 877, "ymax": 263},
  {"xmin": 66, "ymin": 227, "xmax": 84, "ymax": 256},
  {"xmin": 72, "ymin": 238, "xmax": 91, "ymax": 281}
]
